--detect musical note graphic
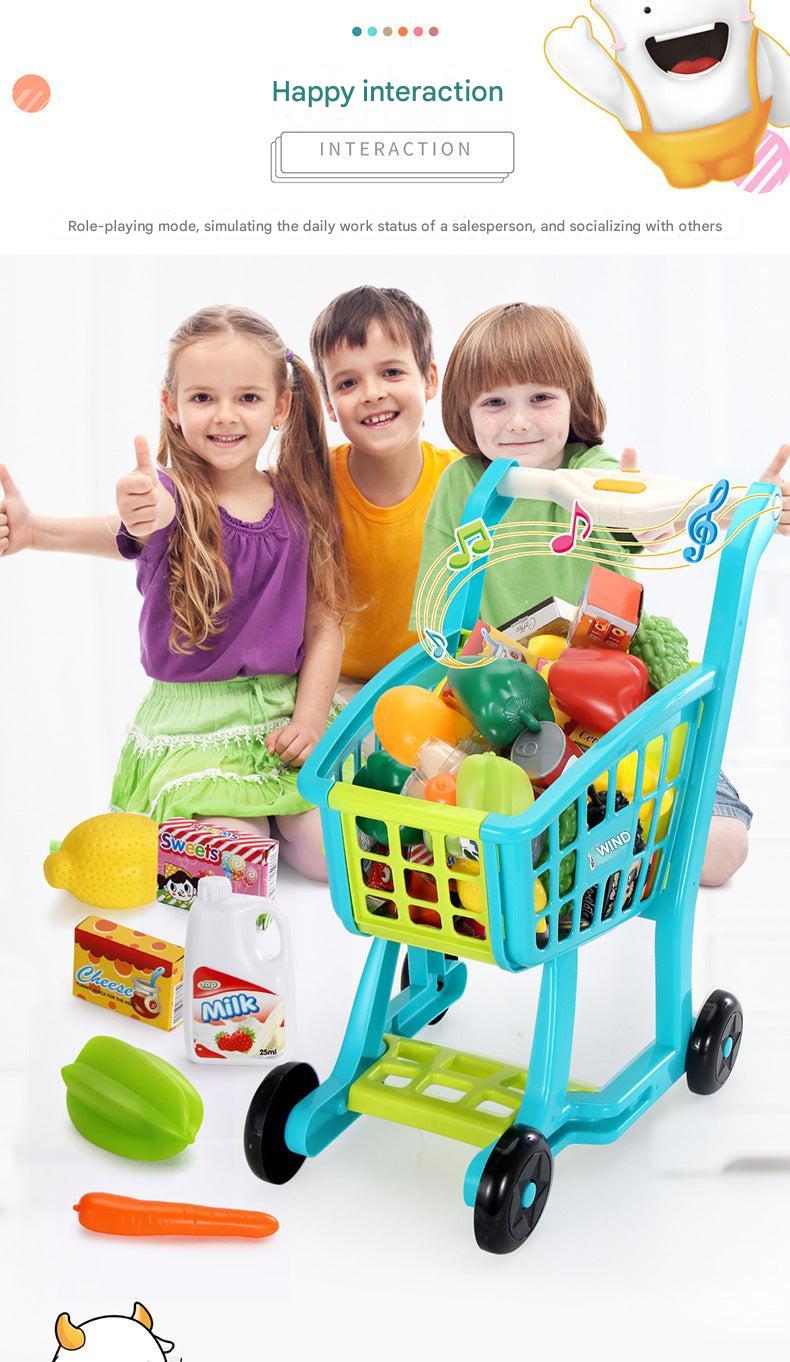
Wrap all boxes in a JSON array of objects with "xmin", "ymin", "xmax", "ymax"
[
  {"xmin": 683, "ymin": 479, "xmax": 730, "ymax": 565},
  {"xmin": 447, "ymin": 518, "xmax": 493, "ymax": 571},
  {"xmin": 550, "ymin": 499, "xmax": 593, "ymax": 556},
  {"xmin": 424, "ymin": 629, "xmax": 448, "ymax": 661}
]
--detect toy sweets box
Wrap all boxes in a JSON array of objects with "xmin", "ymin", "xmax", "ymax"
[
  {"xmin": 157, "ymin": 819, "xmax": 278, "ymax": 909},
  {"xmin": 73, "ymin": 916, "xmax": 184, "ymax": 1031}
]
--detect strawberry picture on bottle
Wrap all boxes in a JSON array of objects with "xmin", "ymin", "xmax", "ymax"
[{"xmin": 190, "ymin": 964, "xmax": 285, "ymax": 1061}]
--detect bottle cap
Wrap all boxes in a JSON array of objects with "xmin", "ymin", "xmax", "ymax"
[{"xmin": 198, "ymin": 875, "xmax": 229, "ymax": 904}]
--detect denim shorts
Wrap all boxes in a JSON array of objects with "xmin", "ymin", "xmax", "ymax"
[{"xmin": 714, "ymin": 771, "xmax": 752, "ymax": 829}]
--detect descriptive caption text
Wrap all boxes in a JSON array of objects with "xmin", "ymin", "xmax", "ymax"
[{"xmin": 66, "ymin": 216, "xmax": 727, "ymax": 239}]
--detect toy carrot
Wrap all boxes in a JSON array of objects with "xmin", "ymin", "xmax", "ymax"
[{"xmin": 74, "ymin": 1192, "xmax": 278, "ymax": 1239}]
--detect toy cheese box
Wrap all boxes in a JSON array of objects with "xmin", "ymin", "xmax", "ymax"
[
  {"xmin": 157, "ymin": 819, "xmax": 278, "ymax": 909},
  {"xmin": 73, "ymin": 916, "xmax": 184, "ymax": 1031}
]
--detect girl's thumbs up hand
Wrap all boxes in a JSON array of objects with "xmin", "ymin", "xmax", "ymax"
[{"xmin": 116, "ymin": 437, "xmax": 175, "ymax": 542}]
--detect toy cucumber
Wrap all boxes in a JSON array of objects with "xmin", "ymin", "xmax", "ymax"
[
  {"xmin": 62, "ymin": 1036, "xmax": 203, "ymax": 1161},
  {"xmin": 352, "ymin": 751, "xmax": 422, "ymax": 845}
]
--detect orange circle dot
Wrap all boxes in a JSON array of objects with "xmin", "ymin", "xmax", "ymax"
[
  {"xmin": 115, "ymin": 961, "xmax": 133, "ymax": 976},
  {"xmin": 94, "ymin": 920, "xmax": 116, "ymax": 934},
  {"xmin": 12, "ymin": 74, "xmax": 50, "ymax": 113},
  {"xmin": 398, "ymin": 26, "xmax": 408, "ymax": 36},
  {"xmin": 151, "ymin": 941, "xmax": 167, "ymax": 951}
]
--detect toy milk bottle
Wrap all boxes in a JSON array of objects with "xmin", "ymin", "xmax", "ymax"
[{"xmin": 184, "ymin": 877, "xmax": 294, "ymax": 1065}]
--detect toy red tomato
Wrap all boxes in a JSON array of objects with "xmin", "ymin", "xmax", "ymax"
[{"xmin": 548, "ymin": 648, "xmax": 649, "ymax": 733}]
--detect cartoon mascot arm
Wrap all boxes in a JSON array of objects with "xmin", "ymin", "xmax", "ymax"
[
  {"xmin": 545, "ymin": 15, "xmax": 641, "ymax": 130},
  {"xmin": 760, "ymin": 31, "xmax": 790, "ymax": 125}
]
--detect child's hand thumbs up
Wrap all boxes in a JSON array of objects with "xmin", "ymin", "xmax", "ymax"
[
  {"xmin": 116, "ymin": 437, "xmax": 175, "ymax": 543},
  {"xmin": 759, "ymin": 444, "xmax": 790, "ymax": 536},
  {"xmin": 0, "ymin": 464, "xmax": 33, "ymax": 557}
]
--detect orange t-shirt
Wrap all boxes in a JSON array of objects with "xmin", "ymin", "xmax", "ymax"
[{"xmin": 332, "ymin": 441, "xmax": 457, "ymax": 680}]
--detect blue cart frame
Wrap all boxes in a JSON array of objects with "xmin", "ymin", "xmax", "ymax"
[{"xmin": 246, "ymin": 463, "xmax": 780, "ymax": 1253}]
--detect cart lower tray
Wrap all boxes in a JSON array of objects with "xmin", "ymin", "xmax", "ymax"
[{"xmin": 348, "ymin": 1034, "xmax": 596, "ymax": 1148}]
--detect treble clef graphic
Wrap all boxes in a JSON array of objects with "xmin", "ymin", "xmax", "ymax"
[{"xmin": 683, "ymin": 479, "xmax": 730, "ymax": 565}]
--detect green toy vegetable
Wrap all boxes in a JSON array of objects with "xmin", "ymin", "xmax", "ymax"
[
  {"xmin": 62, "ymin": 1035, "xmax": 203, "ymax": 1161},
  {"xmin": 448, "ymin": 659, "xmax": 554, "ymax": 746},
  {"xmin": 457, "ymin": 753, "xmax": 534, "ymax": 816},
  {"xmin": 537, "ymin": 801, "xmax": 578, "ymax": 899},
  {"xmin": 630, "ymin": 615, "xmax": 692, "ymax": 691},
  {"xmin": 352, "ymin": 751, "xmax": 422, "ymax": 845}
]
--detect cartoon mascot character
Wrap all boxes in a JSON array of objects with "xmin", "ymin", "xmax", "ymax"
[
  {"xmin": 52, "ymin": 1302, "xmax": 174, "ymax": 1360},
  {"xmin": 546, "ymin": 1, "xmax": 790, "ymax": 186}
]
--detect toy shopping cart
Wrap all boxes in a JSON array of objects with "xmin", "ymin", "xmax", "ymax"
[{"xmin": 244, "ymin": 462, "xmax": 781, "ymax": 1254}]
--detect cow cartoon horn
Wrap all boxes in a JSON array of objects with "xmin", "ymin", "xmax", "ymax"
[
  {"xmin": 133, "ymin": 1302, "xmax": 154, "ymax": 1331},
  {"xmin": 55, "ymin": 1314, "xmax": 86, "ymax": 1350}
]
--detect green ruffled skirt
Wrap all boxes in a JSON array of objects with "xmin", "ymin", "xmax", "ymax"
[{"xmin": 111, "ymin": 675, "xmax": 319, "ymax": 821}]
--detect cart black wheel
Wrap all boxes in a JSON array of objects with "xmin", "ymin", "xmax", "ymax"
[
  {"xmin": 686, "ymin": 990, "xmax": 743, "ymax": 1096},
  {"xmin": 399, "ymin": 952, "xmax": 457, "ymax": 1025},
  {"xmin": 244, "ymin": 1062, "xmax": 318, "ymax": 1184},
  {"xmin": 474, "ymin": 1125, "xmax": 553, "ymax": 1254}
]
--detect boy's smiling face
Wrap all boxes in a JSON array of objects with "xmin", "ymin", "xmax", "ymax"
[
  {"xmin": 470, "ymin": 383, "xmax": 571, "ymax": 468},
  {"xmin": 323, "ymin": 321, "xmax": 438, "ymax": 462}
]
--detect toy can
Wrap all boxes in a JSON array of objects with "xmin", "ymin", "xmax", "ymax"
[{"xmin": 510, "ymin": 722, "xmax": 581, "ymax": 788}]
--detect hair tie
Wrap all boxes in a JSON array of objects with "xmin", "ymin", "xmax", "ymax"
[{"xmin": 286, "ymin": 350, "xmax": 294, "ymax": 363}]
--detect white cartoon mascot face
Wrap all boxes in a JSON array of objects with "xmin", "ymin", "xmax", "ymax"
[
  {"xmin": 52, "ymin": 1302, "xmax": 174, "ymax": 1361},
  {"xmin": 593, "ymin": 0, "xmax": 758, "ymax": 121}
]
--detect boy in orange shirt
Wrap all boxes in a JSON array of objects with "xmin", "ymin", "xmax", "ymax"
[{"xmin": 309, "ymin": 286, "xmax": 456, "ymax": 681}]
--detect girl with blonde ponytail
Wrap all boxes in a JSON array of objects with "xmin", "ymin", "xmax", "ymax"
[{"xmin": 109, "ymin": 305, "xmax": 349, "ymax": 880}]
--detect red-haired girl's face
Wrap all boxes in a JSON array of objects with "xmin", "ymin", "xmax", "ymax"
[
  {"xmin": 470, "ymin": 383, "xmax": 571, "ymax": 468},
  {"xmin": 163, "ymin": 334, "xmax": 291, "ymax": 476}
]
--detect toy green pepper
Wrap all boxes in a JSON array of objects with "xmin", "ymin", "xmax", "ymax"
[
  {"xmin": 352, "ymin": 751, "xmax": 422, "ymax": 845},
  {"xmin": 457, "ymin": 753, "xmax": 535, "ymax": 816},
  {"xmin": 448, "ymin": 659, "xmax": 554, "ymax": 747}
]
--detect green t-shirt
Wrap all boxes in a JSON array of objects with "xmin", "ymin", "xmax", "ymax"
[{"xmin": 410, "ymin": 444, "xmax": 639, "ymax": 633}]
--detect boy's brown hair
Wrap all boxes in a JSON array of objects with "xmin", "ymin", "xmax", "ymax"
[
  {"xmin": 310, "ymin": 285, "xmax": 434, "ymax": 399},
  {"xmin": 442, "ymin": 303, "xmax": 607, "ymax": 458}
]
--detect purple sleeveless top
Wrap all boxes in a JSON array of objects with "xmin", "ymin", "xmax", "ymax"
[{"xmin": 117, "ymin": 473, "xmax": 308, "ymax": 682}]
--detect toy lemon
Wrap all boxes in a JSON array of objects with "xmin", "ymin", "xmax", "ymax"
[{"xmin": 44, "ymin": 812, "xmax": 159, "ymax": 910}]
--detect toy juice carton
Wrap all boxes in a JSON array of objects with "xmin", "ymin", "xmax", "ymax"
[
  {"xmin": 157, "ymin": 819, "xmax": 278, "ymax": 909},
  {"xmin": 569, "ymin": 566, "xmax": 644, "ymax": 652},
  {"xmin": 73, "ymin": 916, "xmax": 184, "ymax": 1031}
]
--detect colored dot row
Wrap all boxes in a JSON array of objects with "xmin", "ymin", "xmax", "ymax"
[{"xmin": 352, "ymin": 26, "xmax": 439, "ymax": 37}]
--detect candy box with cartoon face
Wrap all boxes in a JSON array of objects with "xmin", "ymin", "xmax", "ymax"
[
  {"xmin": 73, "ymin": 917, "xmax": 184, "ymax": 1031},
  {"xmin": 157, "ymin": 819, "xmax": 278, "ymax": 908}
]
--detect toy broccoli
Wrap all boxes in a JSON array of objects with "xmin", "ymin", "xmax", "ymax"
[{"xmin": 631, "ymin": 615, "xmax": 692, "ymax": 691}]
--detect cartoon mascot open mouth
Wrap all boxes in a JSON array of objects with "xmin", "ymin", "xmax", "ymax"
[{"xmin": 645, "ymin": 21, "xmax": 730, "ymax": 75}]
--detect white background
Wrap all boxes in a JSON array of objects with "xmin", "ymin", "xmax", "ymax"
[
  {"xmin": 1, "ymin": 1, "xmax": 790, "ymax": 1357},
  {"xmin": 1, "ymin": 253, "xmax": 789, "ymax": 1359}
]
